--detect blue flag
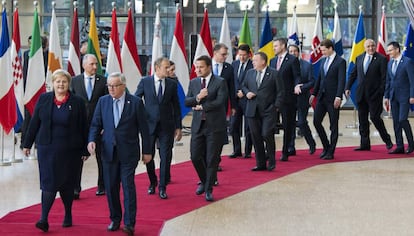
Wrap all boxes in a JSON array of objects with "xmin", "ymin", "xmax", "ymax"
[{"xmin": 402, "ymin": 23, "xmax": 414, "ymax": 111}]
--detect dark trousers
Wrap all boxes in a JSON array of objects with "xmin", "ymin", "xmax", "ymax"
[
  {"xmin": 357, "ymin": 97, "xmax": 391, "ymax": 147},
  {"xmin": 313, "ymin": 98, "xmax": 340, "ymax": 155},
  {"xmin": 75, "ymin": 139, "xmax": 104, "ymax": 192},
  {"xmin": 248, "ymin": 111, "xmax": 276, "ymax": 168},
  {"xmin": 190, "ymin": 122, "xmax": 224, "ymax": 193},
  {"xmin": 290, "ymin": 95, "xmax": 316, "ymax": 149},
  {"xmin": 281, "ymin": 102, "xmax": 297, "ymax": 154},
  {"xmin": 390, "ymin": 99, "xmax": 414, "ymax": 149},
  {"xmin": 230, "ymin": 103, "xmax": 252, "ymax": 155},
  {"xmin": 146, "ymin": 125, "xmax": 174, "ymax": 190},
  {"xmin": 102, "ymin": 148, "xmax": 139, "ymax": 227}
]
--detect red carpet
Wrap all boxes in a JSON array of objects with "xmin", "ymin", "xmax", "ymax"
[{"xmin": 0, "ymin": 144, "xmax": 411, "ymax": 235}]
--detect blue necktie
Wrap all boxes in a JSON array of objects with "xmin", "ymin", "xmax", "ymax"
[
  {"xmin": 392, "ymin": 59, "xmax": 398, "ymax": 75},
  {"xmin": 87, "ymin": 77, "xmax": 93, "ymax": 100},
  {"xmin": 113, "ymin": 99, "xmax": 120, "ymax": 127},
  {"xmin": 158, "ymin": 80, "xmax": 163, "ymax": 103},
  {"xmin": 324, "ymin": 57, "xmax": 330, "ymax": 75},
  {"xmin": 213, "ymin": 63, "xmax": 219, "ymax": 76},
  {"xmin": 364, "ymin": 55, "xmax": 371, "ymax": 74}
]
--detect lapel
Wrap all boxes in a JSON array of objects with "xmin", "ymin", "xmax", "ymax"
[
  {"xmin": 92, "ymin": 75, "xmax": 104, "ymax": 99},
  {"xmin": 76, "ymin": 76, "xmax": 88, "ymax": 100},
  {"xmin": 325, "ymin": 55, "xmax": 336, "ymax": 76},
  {"xmin": 258, "ymin": 68, "xmax": 270, "ymax": 89}
]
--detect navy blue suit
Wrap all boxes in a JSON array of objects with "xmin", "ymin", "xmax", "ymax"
[
  {"xmin": 230, "ymin": 59, "xmax": 253, "ymax": 156},
  {"xmin": 88, "ymin": 93, "xmax": 151, "ymax": 227},
  {"xmin": 135, "ymin": 76, "xmax": 182, "ymax": 191},
  {"xmin": 384, "ymin": 56, "xmax": 414, "ymax": 149}
]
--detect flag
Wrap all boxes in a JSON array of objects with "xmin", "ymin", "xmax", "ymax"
[
  {"xmin": 11, "ymin": 6, "xmax": 24, "ymax": 132},
  {"xmin": 151, "ymin": 3, "xmax": 163, "ymax": 75},
  {"xmin": 219, "ymin": 7, "xmax": 233, "ymax": 64},
  {"xmin": 67, "ymin": 6, "xmax": 80, "ymax": 76},
  {"xmin": 259, "ymin": 10, "xmax": 275, "ymax": 64},
  {"xmin": 190, "ymin": 7, "xmax": 213, "ymax": 79},
  {"xmin": 106, "ymin": 6, "xmax": 122, "ymax": 76},
  {"xmin": 87, "ymin": 6, "xmax": 102, "ymax": 75},
  {"xmin": 24, "ymin": 7, "xmax": 46, "ymax": 115},
  {"xmin": 239, "ymin": 10, "xmax": 252, "ymax": 51},
  {"xmin": 347, "ymin": 11, "xmax": 366, "ymax": 107},
  {"xmin": 402, "ymin": 23, "xmax": 414, "ymax": 111},
  {"xmin": 310, "ymin": 6, "xmax": 323, "ymax": 108},
  {"xmin": 170, "ymin": 6, "xmax": 191, "ymax": 119},
  {"xmin": 377, "ymin": 7, "xmax": 388, "ymax": 59},
  {"xmin": 288, "ymin": 7, "xmax": 299, "ymax": 46},
  {"xmin": 46, "ymin": 5, "xmax": 63, "ymax": 90},
  {"xmin": 0, "ymin": 8, "xmax": 17, "ymax": 134},
  {"xmin": 332, "ymin": 7, "xmax": 343, "ymax": 56},
  {"xmin": 121, "ymin": 7, "xmax": 143, "ymax": 92}
]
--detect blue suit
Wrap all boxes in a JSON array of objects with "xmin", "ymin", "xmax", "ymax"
[
  {"xmin": 384, "ymin": 56, "xmax": 414, "ymax": 149},
  {"xmin": 135, "ymin": 76, "xmax": 182, "ymax": 191},
  {"xmin": 88, "ymin": 93, "xmax": 151, "ymax": 227}
]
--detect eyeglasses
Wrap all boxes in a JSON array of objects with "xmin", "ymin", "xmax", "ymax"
[{"xmin": 106, "ymin": 84, "xmax": 124, "ymax": 89}]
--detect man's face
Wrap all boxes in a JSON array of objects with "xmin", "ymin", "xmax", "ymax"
[
  {"xmin": 288, "ymin": 46, "xmax": 300, "ymax": 58},
  {"xmin": 321, "ymin": 45, "xmax": 333, "ymax": 57},
  {"xmin": 364, "ymin": 40, "xmax": 376, "ymax": 55},
  {"xmin": 195, "ymin": 60, "xmax": 211, "ymax": 78},
  {"xmin": 155, "ymin": 60, "xmax": 170, "ymax": 79},
  {"xmin": 107, "ymin": 76, "xmax": 125, "ymax": 99},
  {"xmin": 387, "ymin": 45, "xmax": 399, "ymax": 59},
  {"xmin": 213, "ymin": 47, "xmax": 228, "ymax": 63},
  {"xmin": 238, "ymin": 49, "xmax": 250, "ymax": 63},
  {"xmin": 83, "ymin": 56, "xmax": 98, "ymax": 76},
  {"xmin": 252, "ymin": 54, "xmax": 266, "ymax": 71},
  {"xmin": 273, "ymin": 40, "xmax": 285, "ymax": 56}
]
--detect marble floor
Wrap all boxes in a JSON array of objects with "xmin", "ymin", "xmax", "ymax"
[{"xmin": 1, "ymin": 110, "xmax": 414, "ymax": 235}]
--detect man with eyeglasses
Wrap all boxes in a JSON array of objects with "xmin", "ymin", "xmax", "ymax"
[
  {"xmin": 71, "ymin": 54, "xmax": 108, "ymax": 199},
  {"xmin": 88, "ymin": 72, "xmax": 151, "ymax": 235}
]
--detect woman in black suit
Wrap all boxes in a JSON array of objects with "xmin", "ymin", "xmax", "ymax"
[{"xmin": 23, "ymin": 69, "xmax": 89, "ymax": 232}]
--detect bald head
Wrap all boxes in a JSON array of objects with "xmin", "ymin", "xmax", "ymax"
[{"xmin": 364, "ymin": 39, "xmax": 376, "ymax": 55}]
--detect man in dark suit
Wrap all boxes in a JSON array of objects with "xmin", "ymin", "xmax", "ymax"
[
  {"xmin": 345, "ymin": 39, "xmax": 393, "ymax": 151},
  {"xmin": 185, "ymin": 55, "xmax": 228, "ymax": 202},
  {"xmin": 288, "ymin": 44, "xmax": 316, "ymax": 155},
  {"xmin": 309, "ymin": 39, "xmax": 346, "ymax": 160},
  {"xmin": 384, "ymin": 41, "xmax": 414, "ymax": 154},
  {"xmin": 135, "ymin": 57, "xmax": 182, "ymax": 199},
  {"xmin": 71, "ymin": 54, "xmax": 108, "ymax": 199},
  {"xmin": 230, "ymin": 44, "xmax": 253, "ymax": 158},
  {"xmin": 88, "ymin": 72, "xmax": 151, "ymax": 235},
  {"xmin": 269, "ymin": 38, "xmax": 301, "ymax": 161},
  {"xmin": 242, "ymin": 52, "xmax": 284, "ymax": 171}
]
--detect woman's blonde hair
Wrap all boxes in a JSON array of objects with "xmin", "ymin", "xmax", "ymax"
[{"xmin": 51, "ymin": 69, "xmax": 72, "ymax": 84}]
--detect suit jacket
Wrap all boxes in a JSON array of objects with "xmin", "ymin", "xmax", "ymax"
[
  {"xmin": 313, "ymin": 54, "xmax": 346, "ymax": 102},
  {"xmin": 242, "ymin": 67, "xmax": 284, "ymax": 118},
  {"xmin": 299, "ymin": 59, "xmax": 314, "ymax": 94},
  {"xmin": 71, "ymin": 73, "xmax": 108, "ymax": 126},
  {"xmin": 232, "ymin": 59, "xmax": 253, "ymax": 91},
  {"xmin": 23, "ymin": 92, "xmax": 89, "ymax": 155},
  {"xmin": 385, "ymin": 56, "xmax": 414, "ymax": 102},
  {"xmin": 220, "ymin": 62, "xmax": 236, "ymax": 109},
  {"xmin": 346, "ymin": 52, "xmax": 387, "ymax": 103},
  {"xmin": 134, "ymin": 76, "xmax": 182, "ymax": 135},
  {"xmin": 185, "ymin": 75, "xmax": 228, "ymax": 134},
  {"xmin": 270, "ymin": 54, "xmax": 301, "ymax": 105},
  {"xmin": 88, "ymin": 93, "xmax": 151, "ymax": 162}
]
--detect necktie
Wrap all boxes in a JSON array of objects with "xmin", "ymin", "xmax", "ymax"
[
  {"xmin": 364, "ymin": 55, "xmax": 371, "ymax": 74},
  {"xmin": 213, "ymin": 63, "xmax": 219, "ymax": 76},
  {"xmin": 256, "ymin": 71, "xmax": 262, "ymax": 88},
  {"xmin": 238, "ymin": 62, "xmax": 245, "ymax": 77},
  {"xmin": 276, "ymin": 57, "xmax": 283, "ymax": 70},
  {"xmin": 157, "ymin": 80, "xmax": 163, "ymax": 103},
  {"xmin": 324, "ymin": 57, "xmax": 330, "ymax": 75},
  {"xmin": 201, "ymin": 78, "xmax": 206, "ymax": 89},
  {"xmin": 392, "ymin": 59, "xmax": 398, "ymax": 75},
  {"xmin": 87, "ymin": 77, "xmax": 93, "ymax": 100},
  {"xmin": 113, "ymin": 99, "xmax": 120, "ymax": 127}
]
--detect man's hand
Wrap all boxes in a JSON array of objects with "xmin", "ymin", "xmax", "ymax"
[
  {"xmin": 344, "ymin": 90, "xmax": 351, "ymax": 97},
  {"xmin": 309, "ymin": 95, "xmax": 315, "ymax": 106},
  {"xmin": 175, "ymin": 129, "xmax": 182, "ymax": 142},
  {"xmin": 197, "ymin": 88, "xmax": 208, "ymax": 101},
  {"xmin": 246, "ymin": 92, "xmax": 256, "ymax": 100},
  {"xmin": 142, "ymin": 154, "xmax": 152, "ymax": 164},
  {"xmin": 23, "ymin": 148, "xmax": 30, "ymax": 157},
  {"xmin": 384, "ymin": 99, "xmax": 390, "ymax": 112},
  {"xmin": 87, "ymin": 142, "xmax": 96, "ymax": 156},
  {"xmin": 334, "ymin": 97, "xmax": 341, "ymax": 109},
  {"xmin": 193, "ymin": 105, "xmax": 203, "ymax": 111},
  {"xmin": 237, "ymin": 90, "xmax": 244, "ymax": 98},
  {"xmin": 294, "ymin": 84, "xmax": 303, "ymax": 95},
  {"xmin": 410, "ymin": 98, "xmax": 414, "ymax": 104}
]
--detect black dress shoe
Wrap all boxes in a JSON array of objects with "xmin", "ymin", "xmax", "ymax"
[
  {"xmin": 107, "ymin": 221, "xmax": 120, "ymax": 231},
  {"xmin": 386, "ymin": 142, "xmax": 393, "ymax": 150},
  {"xmin": 196, "ymin": 184, "xmax": 205, "ymax": 195},
  {"xmin": 123, "ymin": 225, "xmax": 135, "ymax": 235},
  {"xmin": 280, "ymin": 154, "xmax": 288, "ymax": 161},
  {"xmin": 309, "ymin": 145, "xmax": 316, "ymax": 155},
  {"xmin": 159, "ymin": 189, "xmax": 168, "ymax": 199},
  {"xmin": 406, "ymin": 146, "xmax": 414, "ymax": 154},
  {"xmin": 287, "ymin": 150, "xmax": 296, "ymax": 156},
  {"xmin": 205, "ymin": 192, "xmax": 214, "ymax": 201},
  {"xmin": 354, "ymin": 146, "xmax": 371, "ymax": 151},
  {"xmin": 217, "ymin": 166, "xmax": 223, "ymax": 171},
  {"xmin": 36, "ymin": 220, "xmax": 49, "ymax": 232},
  {"xmin": 319, "ymin": 150, "xmax": 328, "ymax": 158},
  {"xmin": 62, "ymin": 216, "xmax": 72, "ymax": 227},
  {"xmin": 74, "ymin": 191, "xmax": 80, "ymax": 200},
  {"xmin": 322, "ymin": 154, "xmax": 334, "ymax": 160},
  {"xmin": 251, "ymin": 166, "xmax": 266, "ymax": 171},
  {"xmin": 243, "ymin": 154, "xmax": 252, "ymax": 158},
  {"xmin": 96, "ymin": 189, "xmax": 105, "ymax": 196},
  {"xmin": 147, "ymin": 184, "xmax": 156, "ymax": 195},
  {"xmin": 229, "ymin": 152, "xmax": 242, "ymax": 158},
  {"xmin": 213, "ymin": 180, "xmax": 219, "ymax": 186},
  {"xmin": 267, "ymin": 164, "xmax": 275, "ymax": 171},
  {"xmin": 389, "ymin": 148, "xmax": 404, "ymax": 154}
]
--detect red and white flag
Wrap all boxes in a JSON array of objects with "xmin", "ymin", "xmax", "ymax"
[
  {"xmin": 0, "ymin": 8, "xmax": 17, "ymax": 134},
  {"xmin": 46, "ymin": 4, "xmax": 63, "ymax": 89},
  {"xmin": 106, "ymin": 6, "xmax": 122, "ymax": 75},
  {"xmin": 309, "ymin": 5, "xmax": 323, "ymax": 109},
  {"xmin": 151, "ymin": 2, "xmax": 163, "ymax": 75},
  {"xmin": 190, "ymin": 7, "xmax": 213, "ymax": 80},
  {"xmin": 11, "ymin": 6, "xmax": 24, "ymax": 131},
  {"xmin": 377, "ymin": 6, "xmax": 388, "ymax": 60},
  {"xmin": 67, "ymin": 6, "xmax": 80, "ymax": 76},
  {"xmin": 219, "ymin": 7, "xmax": 233, "ymax": 64},
  {"xmin": 121, "ymin": 7, "xmax": 143, "ymax": 91}
]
